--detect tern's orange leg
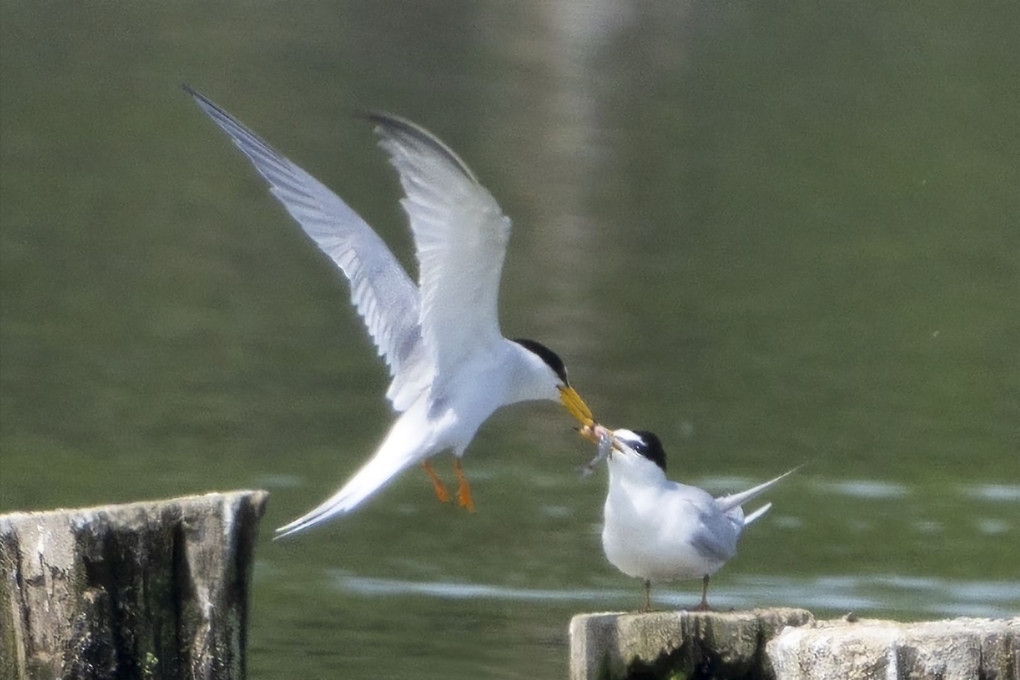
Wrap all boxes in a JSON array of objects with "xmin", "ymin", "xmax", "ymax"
[
  {"xmin": 453, "ymin": 459, "xmax": 475, "ymax": 512},
  {"xmin": 422, "ymin": 460, "xmax": 450, "ymax": 503}
]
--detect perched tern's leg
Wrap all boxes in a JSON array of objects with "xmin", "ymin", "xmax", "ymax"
[
  {"xmin": 694, "ymin": 575, "xmax": 712, "ymax": 612},
  {"xmin": 643, "ymin": 580, "xmax": 652, "ymax": 612},
  {"xmin": 453, "ymin": 459, "xmax": 475, "ymax": 512},
  {"xmin": 422, "ymin": 461, "xmax": 451, "ymax": 503}
]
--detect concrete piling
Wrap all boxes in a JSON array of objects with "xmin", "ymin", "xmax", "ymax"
[{"xmin": 570, "ymin": 608, "xmax": 1019, "ymax": 680}]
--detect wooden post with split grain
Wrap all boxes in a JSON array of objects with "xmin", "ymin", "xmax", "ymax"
[{"xmin": 0, "ymin": 490, "xmax": 268, "ymax": 680}]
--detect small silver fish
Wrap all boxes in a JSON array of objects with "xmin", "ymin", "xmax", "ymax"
[{"xmin": 578, "ymin": 427, "xmax": 614, "ymax": 477}]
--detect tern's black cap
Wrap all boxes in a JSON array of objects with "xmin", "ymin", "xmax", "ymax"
[
  {"xmin": 630, "ymin": 430, "xmax": 667, "ymax": 473},
  {"xmin": 512, "ymin": 338, "xmax": 568, "ymax": 385}
]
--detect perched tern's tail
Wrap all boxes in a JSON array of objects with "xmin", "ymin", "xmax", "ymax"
[
  {"xmin": 714, "ymin": 464, "xmax": 802, "ymax": 517},
  {"xmin": 275, "ymin": 408, "xmax": 431, "ymax": 539},
  {"xmin": 743, "ymin": 502, "xmax": 773, "ymax": 525}
]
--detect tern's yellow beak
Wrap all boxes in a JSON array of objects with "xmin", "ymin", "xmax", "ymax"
[
  {"xmin": 558, "ymin": 385, "xmax": 595, "ymax": 428},
  {"xmin": 577, "ymin": 422, "xmax": 601, "ymax": 444}
]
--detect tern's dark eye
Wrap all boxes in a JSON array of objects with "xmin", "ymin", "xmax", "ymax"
[{"xmin": 631, "ymin": 430, "xmax": 667, "ymax": 473}]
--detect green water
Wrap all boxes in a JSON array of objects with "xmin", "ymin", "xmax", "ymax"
[{"xmin": 2, "ymin": 2, "xmax": 1017, "ymax": 677}]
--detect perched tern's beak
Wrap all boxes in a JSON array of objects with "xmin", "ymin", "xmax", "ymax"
[{"xmin": 559, "ymin": 385, "xmax": 595, "ymax": 427}]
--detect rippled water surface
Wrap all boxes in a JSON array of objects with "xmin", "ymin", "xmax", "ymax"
[{"xmin": 2, "ymin": 2, "xmax": 1017, "ymax": 678}]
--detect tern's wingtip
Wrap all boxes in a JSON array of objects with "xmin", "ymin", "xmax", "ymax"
[
  {"xmin": 181, "ymin": 84, "xmax": 215, "ymax": 110},
  {"xmin": 361, "ymin": 112, "xmax": 480, "ymax": 183},
  {"xmin": 272, "ymin": 525, "xmax": 300, "ymax": 541},
  {"xmin": 357, "ymin": 108, "xmax": 396, "ymax": 126},
  {"xmin": 180, "ymin": 83, "xmax": 206, "ymax": 102}
]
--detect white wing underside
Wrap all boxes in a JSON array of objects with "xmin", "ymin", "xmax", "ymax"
[
  {"xmin": 186, "ymin": 88, "xmax": 431, "ymax": 411},
  {"xmin": 369, "ymin": 115, "xmax": 512, "ymax": 399}
]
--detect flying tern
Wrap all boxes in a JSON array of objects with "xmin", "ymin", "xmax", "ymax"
[
  {"xmin": 185, "ymin": 87, "xmax": 594, "ymax": 537},
  {"xmin": 581, "ymin": 425, "xmax": 796, "ymax": 611}
]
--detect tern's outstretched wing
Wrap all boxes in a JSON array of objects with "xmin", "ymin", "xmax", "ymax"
[
  {"xmin": 368, "ymin": 114, "xmax": 511, "ymax": 394},
  {"xmin": 185, "ymin": 87, "xmax": 430, "ymax": 411}
]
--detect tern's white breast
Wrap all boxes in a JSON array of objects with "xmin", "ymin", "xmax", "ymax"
[{"xmin": 602, "ymin": 475, "xmax": 735, "ymax": 582}]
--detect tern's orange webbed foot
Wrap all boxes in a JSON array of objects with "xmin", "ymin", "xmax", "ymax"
[
  {"xmin": 423, "ymin": 460, "xmax": 451, "ymax": 503},
  {"xmin": 453, "ymin": 459, "xmax": 475, "ymax": 512}
]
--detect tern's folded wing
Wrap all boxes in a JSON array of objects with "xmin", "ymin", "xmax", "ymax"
[
  {"xmin": 369, "ymin": 113, "xmax": 511, "ymax": 387},
  {"xmin": 185, "ymin": 88, "xmax": 430, "ymax": 410}
]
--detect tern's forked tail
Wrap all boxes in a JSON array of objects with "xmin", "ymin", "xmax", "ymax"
[
  {"xmin": 274, "ymin": 408, "xmax": 433, "ymax": 539},
  {"xmin": 714, "ymin": 464, "xmax": 803, "ymax": 516}
]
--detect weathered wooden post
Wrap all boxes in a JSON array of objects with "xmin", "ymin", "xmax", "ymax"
[{"xmin": 0, "ymin": 490, "xmax": 268, "ymax": 680}]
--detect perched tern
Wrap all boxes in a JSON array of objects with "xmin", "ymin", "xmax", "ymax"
[
  {"xmin": 581, "ymin": 425, "xmax": 796, "ymax": 611},
  {"xmin": 184, "ymin": 87, "xmax": 594, "ymax": 537}
]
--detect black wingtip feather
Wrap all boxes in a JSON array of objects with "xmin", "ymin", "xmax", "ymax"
[{"xmin": 364, "ymin": 111, "xmax": 479, "ymax": 184}]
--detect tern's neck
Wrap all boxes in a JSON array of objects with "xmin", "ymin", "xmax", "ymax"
[
  {"xmin": 605, "ymin": 461, "xmax": 668, "ymax": 526},
  {"xmin": 607, "ymin": 458, "xmax": 668, "ymax": 492},
  {"xmin": 502, "ymin": 340, "xmax": 559, "ymax": 405}
]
